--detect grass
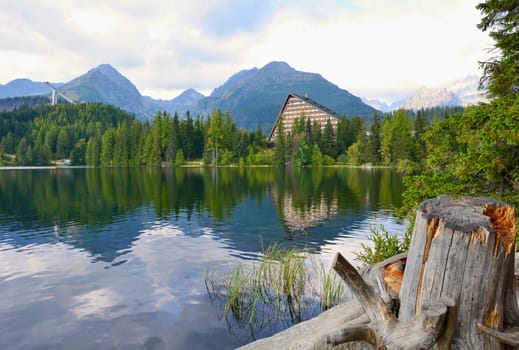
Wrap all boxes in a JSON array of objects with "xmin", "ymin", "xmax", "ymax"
[
  {"xmin": 205, "ymin": 243, "xmax": 348, "ymax": 337},
  {"xmin": 206, "ymin": 226, "xmax": 408, "ymax": 337}
]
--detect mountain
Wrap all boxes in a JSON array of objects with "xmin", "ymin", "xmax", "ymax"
[
  {"xmin": 362, "ymin": 98, "xmax": 392, "ymax": 113},
  {"xmin": 0, "ymin": 78, "xmax": 56, "ymax": 99},
  {"xmin": 192, "ymin": 61, "xmax": 379, "ymax": 130},
  {"xmin": 364, "ymin": 76, "xmax": 487, "ymax": 112},
  {"xmin": 397, "ymin": 87, "xmax": 461, "ymax": 111},
  {"xmin": 446, "ymin": 75, "xmax": 487, "ymax": 106},
  {"xmin": 60, "ymin": 64, "xmax": 160, "ymax": 120},
  {"xmin": 148, "ymin": 88, "xmax": 205, "ymax": 116}
]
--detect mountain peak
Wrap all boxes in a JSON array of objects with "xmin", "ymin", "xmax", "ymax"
[
  {"xmin": 61, "ymin": 64, "xmax": 160, "ymax": 120},
  {"xmin": 197, "ymin": 61, "xmax": 378, "ymax": 129},
  {"xmin": 87, "ymin": 63, "xmax": 124, "ymax": 81},
  {"xmin": 261, "ymin": 61, "xmax": 294, "ymax": 73}
]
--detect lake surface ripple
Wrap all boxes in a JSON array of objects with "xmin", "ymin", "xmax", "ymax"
[{"xmin": 0, "ymin": 167, "xmax": 407, "ymax": 349}]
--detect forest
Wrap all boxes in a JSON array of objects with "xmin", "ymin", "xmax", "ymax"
[{"xmin": 0, "ymin": 99, "xmax": 462, "ymax": 169}]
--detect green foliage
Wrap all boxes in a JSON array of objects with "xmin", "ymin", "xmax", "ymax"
[
  {"xmin": 205, "ymin": 243, "xmax": 348, "ymax": 333},
  {"xmin": 293, "ymin": 144, "xmax": 312, "ymax": 167},
  {"xmin": 477, "ymin": 0, "xmax": 519, "ymax": 99},
  {"xmin": 322, "ymin": 155, "xmax": 335, "ymax": 166},
  {"xmin": 174, "ymin": 149, "xmax": 185, "ymax": 167},
  {"xmin": 402, "ymin": 97, "xmax": 519, "ymax": 216},
  {"xmin": 380, "ymin": 110, "xmax": 414, "ymax": 165},
  {"xmin": 310, "ymin": 144, "xmax": 323, "ymax": 167},
  {"xmin": 346, "ymin": 140, "xmax": 362, "ymax": 165},
  {"xmin": 336, "ymin": 154, "xmax": 348, "ymax": 164},
  {"xmin": 355, "ymin": 225, "xmax": 408, "ymax": 265},
  {"xmin": 272, "ymin": 116, "xmax": 288, "ymax": 167},
  {"xmin": 219, "ymin": 149, "xmax": 234, "ymax": 166},
  {"xmin": 0, "ymin": 101, "xmax": 464, "ymax": 171},
  {"xmin": 401, "ymin": 2, "xmax": 519, "ymax": 248}
]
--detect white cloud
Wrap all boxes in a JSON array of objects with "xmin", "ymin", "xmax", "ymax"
[{"xmin": 0, "ymin": 0, "xmax": 493, "ymax": 102}]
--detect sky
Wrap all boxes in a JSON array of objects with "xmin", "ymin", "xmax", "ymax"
[{"xmin": 0, "ymin": 0, "xmax": 493, "ymax": 103}]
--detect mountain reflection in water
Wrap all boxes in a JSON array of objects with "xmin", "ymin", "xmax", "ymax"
[{"xmin": 0, "ymin": 167, "xmax": 407, "ymax": 349}]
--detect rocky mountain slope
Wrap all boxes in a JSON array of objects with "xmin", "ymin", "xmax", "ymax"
[{"xmin": 60, "ymin": 64, "xmax": 161, "ymax": 120}]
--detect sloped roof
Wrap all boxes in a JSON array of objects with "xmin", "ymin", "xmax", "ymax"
[{"xmin": 267, "ymin": 92, "xmax": 341, "ymax": 142}]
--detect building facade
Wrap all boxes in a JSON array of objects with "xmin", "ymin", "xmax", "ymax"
[{"xmin": 267, "ymin": 93, "xmax": 340, "ymax": 143}]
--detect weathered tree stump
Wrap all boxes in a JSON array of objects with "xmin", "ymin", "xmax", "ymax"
[{"xmin": 330, "ymin": 195, "xmax": 518, "ymax": 349}]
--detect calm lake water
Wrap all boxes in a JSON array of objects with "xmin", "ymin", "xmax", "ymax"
[{"xmin": 0, "ymin": 167, "xmax": 407, "ymax": 349}]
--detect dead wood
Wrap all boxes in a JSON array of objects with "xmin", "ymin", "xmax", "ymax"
[{"xmin": 328, "ymin": 196, "xmax": 518, "ymax": 350}]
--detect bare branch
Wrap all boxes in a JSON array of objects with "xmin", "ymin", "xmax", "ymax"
[
  {"xmin": 326, "ymin": 324, "xmax": 375, "ymax": 346},
  {"xmin": 478, "ymin": 323, "xmax": 519, "ymax": 346}
]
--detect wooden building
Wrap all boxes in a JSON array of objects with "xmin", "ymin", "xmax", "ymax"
[{"xmin": 267, "ymin": 93, "xmax": 340, "ymax": 143}]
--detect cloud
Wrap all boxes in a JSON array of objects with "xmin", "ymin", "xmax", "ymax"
[{"xmin": 0, "ymin": 0, "xmax": 493, "ymax": 101}]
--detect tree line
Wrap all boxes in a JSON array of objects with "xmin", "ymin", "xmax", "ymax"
[
  {"xmin": 0, "ymin": 97, "xmax": 465, "ymax": 168},
  {"xmin": 0, "ymin": 103, "xmax": 268, "ymax": 167},
  {"xmin": 271, "ymin": 107, "xmax": 462, "ymax": 167}
]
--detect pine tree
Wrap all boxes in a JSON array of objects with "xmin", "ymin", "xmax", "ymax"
[
  {"xmin": 477, "ymin": 0, "xmax": 519, "ymax": 99},
  {"xmin": 272, "ymin": 116, "xmax": 288, "ymax": 167},
  {"xmin": 207, "ymin": 109, "xmax": 224, "ymax": 165}
]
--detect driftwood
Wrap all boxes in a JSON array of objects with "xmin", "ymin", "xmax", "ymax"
[
  {"xmin": 329, "ymin": 195, "xmax": 518, "ymax": 349},
  {"xmin": 238, "ymin": 195, "xmax": 518, "ymax": 350}
]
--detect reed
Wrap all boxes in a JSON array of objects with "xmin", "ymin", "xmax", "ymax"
[{"xmin": 205, "ymin": 243, "xmax": 348, "ymax": 336}]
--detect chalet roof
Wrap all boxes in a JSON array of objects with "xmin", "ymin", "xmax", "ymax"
[
  {"xmin": 267, "ymin": 92, "xmax": 341, "ymax": 142},
  {"xmin": 290, "ymin": 93, "xmax": 341, "ymax": 119}
]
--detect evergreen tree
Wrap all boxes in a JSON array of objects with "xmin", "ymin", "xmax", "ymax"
[
  {"xmin": 16, "ymin": 138, "xmax": 29, "ymax": 165},
  {"xmin": 148, "ymin": 113, "xmax": 163, "ymax": 166},
  {"xmin": 311, "ymin": 120, "xmax": 322, "ymax": 147},
  {"xmin": 272, "ymin": 116, "xmax": 288, "ymax": 167},
  {"xmin": 166, "ymin": 112, "xmax": 180, "ymax": 164},
  {"xmin": 100, "ymin": 129, "xmax": 115, "ymax": 167},
  {"xmin": 182, "ymin": 111, "xmax": 196, "ymax": 160},
  {"xmin": 412, "ymin": 110, "xmax": 428, "ymax": 161},
  {"xmin": 305, "ymin": 118, "xmax": 312, "ymax": 145},
  {"xmin": 477, "ymin": 0, "xmax": 519, "ymax": 99},
  {"xmin": 321, "ymin": 118, "xmax": 337, "ymax": 158},
  {"xmin": 366, "ymin": 114, "xmax": 382, "ymax": 164},
  {"xmin": 390, "ymin": 110, "xmax": 414, "ymax": 163},
  {"xmin": 336, "ymin": 116, "xmax": 352, "ymax": 154},
  {"xmin": 175, "ymin": 149, "xmax": 186, "ymax": 167},
  {"xmin": 86, "ymin": 136, "xmax": 101, "ymax": 166},
  {"xmin": 207, "ymin": 109, "xmax": 224, "ymax": 165},
  {"xmin": 70, "ymin": 139, "xmax": 87, "ymax": 165},
  {"xmin": 56, "ymin": 128, "xmax": 70, "ymax": 159}
]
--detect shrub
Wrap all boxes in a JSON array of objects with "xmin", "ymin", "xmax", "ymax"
[{"xmin": 355, "ymin": 225, "xmax": 408, "ymax": 265}]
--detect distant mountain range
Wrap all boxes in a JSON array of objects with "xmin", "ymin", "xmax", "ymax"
[
  {"xmin": 363, "ymin": 76, "xmax": 486, "ymax": 112},
  {"xmin": 0, "ymin": 63, "xmax": 486, "ymax": 128},
  {"xmin": 145, "ymin": 88, "xmax": 205, "ymax": 116},
  {"xmin": 0, "ymin": 79, "xmax": 56, "ymax": 99}
]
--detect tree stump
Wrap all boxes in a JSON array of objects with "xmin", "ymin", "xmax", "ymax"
[{"xmin": 330, "ymin": 195, "xmax": 519, "ymax": 349}]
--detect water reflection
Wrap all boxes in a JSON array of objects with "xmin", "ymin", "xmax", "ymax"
[
  {"xmin": 0, "ymin": 167, "xmax": 406, "ymax": 349},
  {"xmin": 0, "ymin": 167, "xmax": 403, "ymax": 261}
]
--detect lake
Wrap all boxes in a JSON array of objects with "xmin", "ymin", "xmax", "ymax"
[{"xmin": 0, "ymin": 167, "xmax": 407, "ymax": 349}]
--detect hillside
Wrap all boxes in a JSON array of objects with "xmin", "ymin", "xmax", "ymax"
[
  {"xmin": 61, "ymin": 64, "xmax": 160, "ymax": 120},
  {"xmin": 192, "ymin": 61, "xmax": 379, "ymax": 130},
  {"xmin": 149, "ymin": 88, "xmax": 205, "ymax": 116},
  {"xmin": 0, "ymin": 79, "xmax": 55, "ymax": 99}
]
